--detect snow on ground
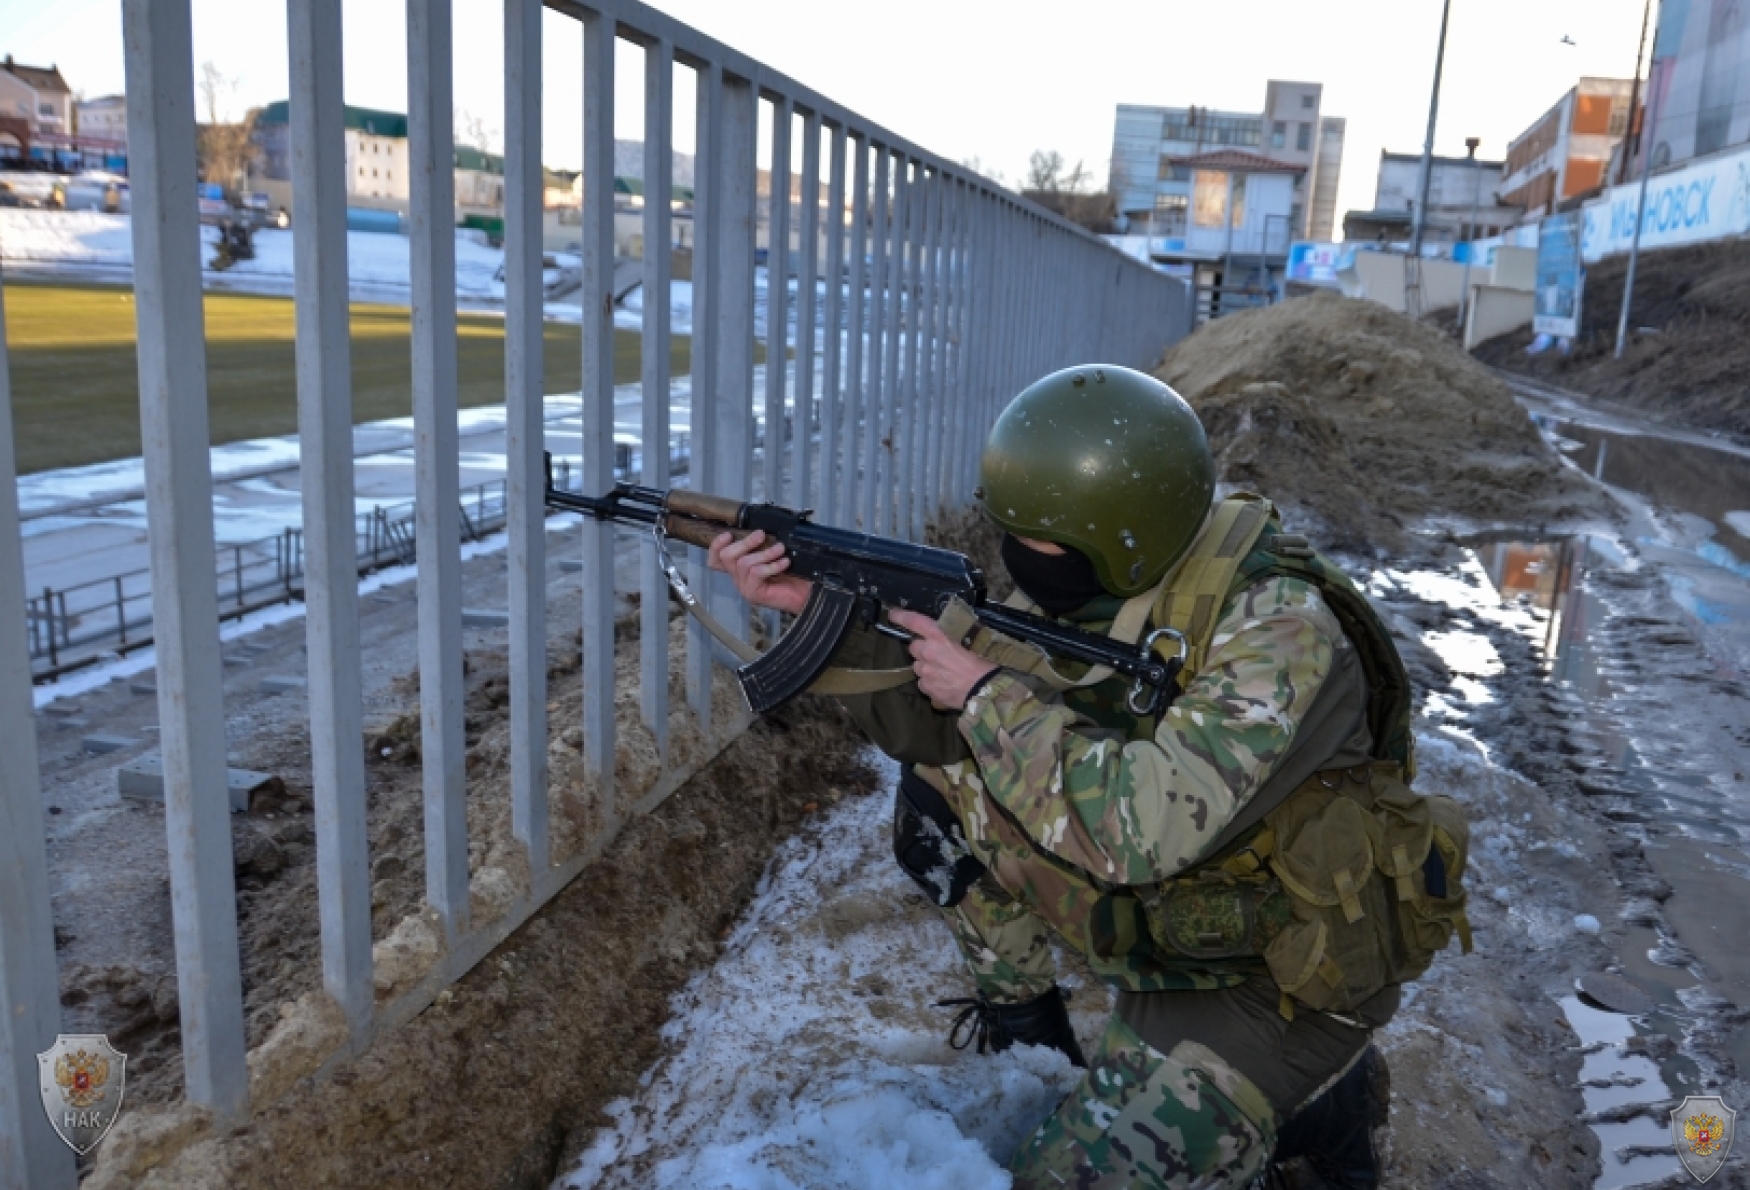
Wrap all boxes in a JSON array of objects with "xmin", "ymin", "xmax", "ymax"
[
  {"xmin": 557, "ymin": 752, "xmax": 1102, "ymax": 1190},
  {"xmin": 0, "ymin": 208, "xmax": 513, "ymax": 301},
  {"xmin": 0, "ymin": 207, "xmax": 135, "ymax": 268},
  {"xmin": 612, "ymin": 277, "xmax": 695, "ymax": 336}
]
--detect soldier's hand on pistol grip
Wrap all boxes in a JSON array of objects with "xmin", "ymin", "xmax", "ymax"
[
  {"xmin": 707, "ymin": 528, "xmax": 813, "ymax": 616},
  {"xmin": 888, "ymin": 608, "xmax": 1002, "ymax": 712}
]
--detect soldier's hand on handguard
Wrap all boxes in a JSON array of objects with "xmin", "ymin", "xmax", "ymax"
[
  {"xmin": 888, "ymin": 608, "xmax": 1002, "ymax": 712},
  {"xmin": 708, "ymin": 529, "xmax": 813, "ymax": 616}
]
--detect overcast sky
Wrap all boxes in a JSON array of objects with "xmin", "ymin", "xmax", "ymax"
[{"xmin": 3, "ymin": 0, "xmax": 1654, "ymax": 235}]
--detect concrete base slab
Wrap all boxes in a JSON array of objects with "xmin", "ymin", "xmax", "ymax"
[
  {"xmin": 83, "ymin": 733, "xmax": 141, "ymax": 755},
  {"xmin": 117, "ymin": 754, "xmax": 273, "ymax": 813},
  {"xmin": 259, "ymin": 675, "xmax": 307, "ymax": 695},
  {"xmin": 461, "ymin": 608, "xmax": 510, "ymax": 628}
]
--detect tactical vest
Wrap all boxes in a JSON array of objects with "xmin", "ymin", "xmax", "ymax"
[{"xmin": 985, "ymin": 495, "xmax": 1472, "ymax": 1018}]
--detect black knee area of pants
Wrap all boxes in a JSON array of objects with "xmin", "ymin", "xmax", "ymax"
[
  {"xmin": 1270, "ymin": 1044, "xmax": 1387, "ymax": 1190},
  {"xmin": 892, "ymin": 769, "xmax": 987, "ymax": 908}
]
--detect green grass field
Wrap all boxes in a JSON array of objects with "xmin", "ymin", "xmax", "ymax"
[{"xmin": 3, "ymin": 281, "xmax": 691, "ymax": 475}]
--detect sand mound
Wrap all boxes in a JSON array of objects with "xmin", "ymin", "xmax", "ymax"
[{"xmin": 1156, "ymin": 292, "xmax": 1607, "ymax": 553}]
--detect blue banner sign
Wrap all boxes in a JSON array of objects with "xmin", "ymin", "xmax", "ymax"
[
  {"xmin": 1535, "ymin": 211, "xmax": 1584, "ymax": 338},
  {"xmin": 1582, "ymin": 143, "xmax": 1750, "ymax": 262}
]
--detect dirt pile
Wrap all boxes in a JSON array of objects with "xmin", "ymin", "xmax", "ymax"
[
  {"xmin": 1155, "ymin": 291, "xmax": 1608, "ymax": 554},
  {"xmin": 1474, "ymin": 240, "xmax": 1750, "ymax": 440},
  {"xmin": 86, "ymin": 684, "xmax": 879, "ymax": 1190}
]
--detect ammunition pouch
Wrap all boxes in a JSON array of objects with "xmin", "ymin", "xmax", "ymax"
[{"xmin": 1142, "ymin": 765, "xmax": 1472, "ymax": 1017}]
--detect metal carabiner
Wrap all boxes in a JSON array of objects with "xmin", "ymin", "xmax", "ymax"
[
  {"xmin": 650, "ymin": 520, "xmax": 699, "ymax": 608},
  {"xmin": 1125, "ymin": 627, "xmax": 1189, "ymax": 716}
]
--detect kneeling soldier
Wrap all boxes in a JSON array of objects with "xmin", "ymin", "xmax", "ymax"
[{"xmin": 711, "ymin": 365, "xmax": 1470, "ymax": 1189}]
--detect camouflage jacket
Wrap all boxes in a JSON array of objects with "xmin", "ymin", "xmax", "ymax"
[{"xmin": 838, "ymin": 574, "xmax": 1357, "ymax": 993}]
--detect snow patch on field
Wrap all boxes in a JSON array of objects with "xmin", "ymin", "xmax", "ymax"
[
  {"xmin": 558, "ymin": 753, "xmax": 1097, "ymax": 1190},
  {"xmin": 0, "ymin": 208, "xmax": 506, "ymax": 298}
]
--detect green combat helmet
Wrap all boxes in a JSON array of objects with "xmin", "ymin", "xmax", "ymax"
[{"xmin": 979, "ymin": 364, "xmax": 1215, "ymax": 597}]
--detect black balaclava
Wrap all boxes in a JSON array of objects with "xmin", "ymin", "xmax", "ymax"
[{"xmin": 1000, "ymin": 534, "xmax": 1109, "ymax": 617}]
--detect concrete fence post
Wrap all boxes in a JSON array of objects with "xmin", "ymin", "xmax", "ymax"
[
  {"xmin": 121, "ymin": 0, "xmax": 249, "ymax": 1119},
  {"xmin": 288, "ymin": 0, "xmax": 374, "ymax": 1041}
]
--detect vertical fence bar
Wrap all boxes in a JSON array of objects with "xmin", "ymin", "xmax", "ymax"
[
  {"xmin": 120, "ymin": 0, "xmax": 248, "ymax": 1116},
  {"xmin": 579, "ymin": 10, "xmax": 618, "ymax": 822},
  {"xmin": 842, "ymin": 136, "xmax": 869, "ymax": 528},
  {"xmin": 716, "ymin": 72, "xmax": 758, "ymax": 512},
  {"xmin": 934, "ymin": 176, "xmax": 960, "ymax": 509},
  {"xmin": 684, "ymin": 61, "xmax": 722, "ymax": 725},
  {"xmin": 288, "ymin": 0, "xmax": 373, "ymax": 1039},
  {"xmin": 896, "ymin": 161, "xmax": 923, "ymax": 539},
  {"xmin": 0, "ymin": 279, "xmax": 74, "ymax": 1190},
  {"xmin": 818, "ymin": 122, "xmax": 846, "ymax": 527},
  {"xmin": 915, "ymin": 166, "xmax": 943, "ymax": 537},
  {"xmin": 930, "ymin": 174, "xmax": 955, "ymax": 514},
  {"xmin": 924, "ymin": 166, "xmax": 945, "ymax": 532},
  {"xmin": 505, "ymin": 0, "xmax": 549, "ymax": 876},
  {"xmin": 860, "ymin": 146, "xmax": 888, "ymax": 534},
  {"xmin": 407, "ymin": 0, "xmax": 470, "ymax": 940},
  {"xmin": 761, "ymin": 98, "xmax": 790, "ymax": 506},
  {"xmin": 953, "ymin": 179, "xmax": 980, "ymax": 504},
  {"xmin": 639, "ymin": 38, "xmax": 674, "ymax": 755},
  {"xmin": 880, "ymin": 157, "xmax": 908, "ymax": 537},
  {"xmin": 793, "ymin": 108, "xmax": 821, "ymax": 511}
]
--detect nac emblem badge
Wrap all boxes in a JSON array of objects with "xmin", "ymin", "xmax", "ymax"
[
  {"xmin": 37, "ymin": 1034, "xmax": 128, "ymax": 1154},
  {"xmin": 1670, "ymin": 1095, "xmax": 1736, "ymax": 1184}
]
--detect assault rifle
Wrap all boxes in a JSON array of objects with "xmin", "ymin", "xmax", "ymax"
[{"xmin": 543, "ymin": 457, "xmax": 1185, "ymax": 716}]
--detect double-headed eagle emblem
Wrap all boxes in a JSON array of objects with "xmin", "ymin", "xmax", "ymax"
[
  {"xmin": 54, "ymin": 1047, "xmax": 111, "ymax": 1111},
  {"xmin": 1671, "ymin": 1096, "xmax": 1738, "ymax": 1184}
]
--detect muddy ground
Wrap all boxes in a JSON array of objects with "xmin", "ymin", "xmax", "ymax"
[{"xmin": 1473, "ymin": 239, "xmax": 1750, "ymax": 443}]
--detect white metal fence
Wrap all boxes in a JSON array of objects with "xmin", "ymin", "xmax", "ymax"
[{"xmin": 0, "ymin": 1, "xmax": 1190, "ymax": 1182}]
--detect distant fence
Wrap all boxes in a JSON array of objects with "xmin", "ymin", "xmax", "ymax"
[
  {"xmin": 18, "ymin": 446, "xmax": 690, "ymax": 681},
  {"xmin": 0, "ymin": 0, "xmax": 1191, "ymax": 1183}
]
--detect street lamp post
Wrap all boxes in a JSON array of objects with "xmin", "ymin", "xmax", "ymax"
[
  {"xmin": 1457, "ymin": 136, "xmax": 1482, "ymax": 336},
  {"xmin": 1615, "ymin": 0, "xmax": 1667, "ymax": 359},
  {"xmin": 1410, "ymin": 0, "xmax": 1454, "ymax": 258}
]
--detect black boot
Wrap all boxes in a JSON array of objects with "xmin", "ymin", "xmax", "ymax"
[
  {"xmin": 937, "ymin": 986, "xmax": 1088, "ymax": 1068},
  {"xmin": 1265, "ymin": 1045, "xmax": 1389, "ymax": 1189}
]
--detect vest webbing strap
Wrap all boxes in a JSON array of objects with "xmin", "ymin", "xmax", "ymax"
[
  {"xmin": 989, "ymin": 580, "xmax": 1164, "ymax": 692},
  {"xmin": 1149, "ymin": 496, "xmax": 1274, "ymax": 682}
]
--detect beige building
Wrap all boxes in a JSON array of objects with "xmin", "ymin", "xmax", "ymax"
[
  {"xmin": 345, "ymin": 126, "xmax": 410, "ymax": 201},
  {"xmin": 1110, "ymin": 79, "xmax": 1346, "ymax": 245},
  {"xmin": 75, "ymin": 94, "xmax": 127, "ymax": 147},
  {"xmin": 0, "ymin": 56, "xmax": 71, "ymax": 136}
]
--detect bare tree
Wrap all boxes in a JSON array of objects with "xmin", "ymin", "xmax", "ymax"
[
  {"xmin": 198, "ymin": 61, "xmax": 237, "ymax": 125},
  {"xmin": 959, "ymin": 155, "xmax": 1006, "ymax": 186},
  {"xmin": 1026, "ymin": 149, "xmax": 1065, "ymax": 192},
  {"xmin": 455, "ymin": 107, "xmax": 500, "ymax": 154},
  {"xmin": 195, "ymin": 61, "xmax": 259, "ymax": 189}
]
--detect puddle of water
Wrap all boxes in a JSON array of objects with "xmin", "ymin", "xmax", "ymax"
[
  {"xmin": 1537, "ymin": 417, "xmax": 1750, "ymax": 563},
  {"xmin": 1560, "ymin": 995, "xmax": 1683, "ymax": 1189}
]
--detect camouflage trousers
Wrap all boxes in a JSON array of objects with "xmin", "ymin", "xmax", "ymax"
[{"xmin": 1007, "ymin": 1013, "xmax": 1276, "ymax": 1190}]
